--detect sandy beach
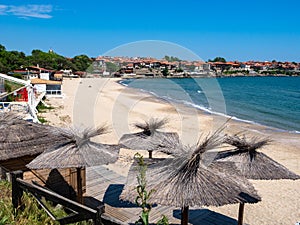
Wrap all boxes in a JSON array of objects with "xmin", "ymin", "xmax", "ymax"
[{"xmin": 41, "ymin": 77, "xmax": 300, "ymax": 225}]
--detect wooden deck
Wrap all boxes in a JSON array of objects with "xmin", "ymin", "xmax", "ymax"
[{"xmin": 85, "ymin": 166, "xmax": 239, "ymax": 225}]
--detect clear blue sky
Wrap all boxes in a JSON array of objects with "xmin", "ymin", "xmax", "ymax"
[{"xmin": 1, "ymin": 0, "xmax": 300, "ymax": 62}]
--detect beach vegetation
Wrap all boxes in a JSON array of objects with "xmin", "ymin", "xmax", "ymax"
[
  {"xmin": 3, "ymin": 81, "xmax": 24, "ymax": 101},
  {"xmin": 37, "ymin": 102, "xmax": 54, "ymax": 113},
  {"xmin": 38, "ymin": 116, "xmax": 48, "ymax": 124},
  {"xmin": 135, "ymin": 153, "xmax": 155, "ymax": 225},
  {"xmin": 134, "ymin": 153, "xmax": 169, "ymax": 225},
  {"xmin": 0, "ymin": 180, "xmax": 93, "ymax": 225}
]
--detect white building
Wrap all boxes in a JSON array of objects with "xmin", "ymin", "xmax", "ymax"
[{"xmin": 31, "ymin": 78, "xmax": 62, "ymax": 97}]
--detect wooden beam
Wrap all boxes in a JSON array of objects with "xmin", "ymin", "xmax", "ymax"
[
  {"xmin": 31, "ymin": 193, "xmax": 57, "ymax": 221},
  {"xmin": 11, "ymin": 170, "xmax": 24, "ymax": 215},
  {"xmin": 77, "ymin": 167, "xmax": 83, "ymax": 203},
  {"xmin": 238, "ymin": 203, "xmax": 245, "ymax": 225},
  {"xmin": 16, "ymin": 178, "xmax": 104, "ymax": 224}
]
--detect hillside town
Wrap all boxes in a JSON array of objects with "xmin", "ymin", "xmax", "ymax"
[
  {"xmin": 91, "ymin": 56, "xmax": 300, "ymax": 77},
  {"xmin": 5, "ymin": 57, "xmax": 300, "ymax": 80}
]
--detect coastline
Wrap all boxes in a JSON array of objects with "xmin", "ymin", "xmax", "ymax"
[
  {"xmin": 42, "ymin": 77, "xmax": 300, "ymax": 225},
  {"xmin": 118, "ymin": 77, "xmax": 300, "ymax": 134}
]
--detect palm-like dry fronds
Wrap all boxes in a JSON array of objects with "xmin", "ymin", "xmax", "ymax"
[
  {"xmin": 119, "ymin": 117, "xmax": 181, "ymax": 156},
  {"xmin": 224, "ymin": 134, "xmax": 269, "ymax": 158},
  {"xmin": 121, "ymin": 129, "xmax": 260, "ymax": 208},
  {"xmin": 134, "ymin": 117, "xmax": 168, "ymax": 136},
  {"xmin": 26, "ymin": 125, "xmax": 119, "ymax": 170},
  {"xmin": 217, "ymin": 134, "xmax": 300, "ymax": 180},
  {"xmin": 57, "ymin": 125, "xmax": 109, "ymax": 148}
]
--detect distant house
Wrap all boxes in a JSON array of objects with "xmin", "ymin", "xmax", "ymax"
[
  {"xmin": 240, "ymin": 63, "xmax": 251, "ymax": 71},
  {"xmin": 53, "ymin": 72, "xmax": 63, "ymax": 81},
  {"xmin": 12, "ymin": 69, "xmax": 39, "ymax": 80},
  {"xmin": 31, "ymin": 78, "xmax": 62, "ymax": 97},
  {"xmin": 12, "ymin": 66, "xmax": 53, "ymax": 81}
]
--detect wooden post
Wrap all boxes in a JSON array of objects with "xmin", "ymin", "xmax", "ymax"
[
  {"xmin": 94, "ymin": 206, "xmax": 103, "ymax": 225},
  {"xmin": 11, "ymin": 170, "xmax": 24, "ymax": 216},
  {"xmin": 0, "ymin": 166, "xmax": 6, "ymax": 180},
  {"xmin": 148, "ymin": 150, "xmax": 153, "ymax": 159},
  {"xmin": 237, "ymin": 203, "xmax": 245, "ymax": 225},
  {"xmin": 76, "ymin": 167, "xmax": 83, "ymax": 204},
  {"xmin": 181, "ymin": 206, "xmax": 189, "ymax": 225}
]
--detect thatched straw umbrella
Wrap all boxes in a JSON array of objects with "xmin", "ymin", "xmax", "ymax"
[
  {"xmin": 119, "ymin": 118, "xmax": 180, "ymax": 158},
  {"xmin": 0, "ymin": 113, "xmax": 68, "ymax": 172},
  {"xmin": 216, "ymin": 134, "xmax": 300, "ymax": 225},
  {"xmin": 121, "ymin": 131, "xmax": 261, "ymax": 225},
  {"xmin": 27, "ymin": 125, "xmax": 120, "ymax": 203}
]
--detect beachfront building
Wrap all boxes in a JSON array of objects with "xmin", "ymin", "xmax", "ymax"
[{"xmin": 31, "ymin": 78, "xmax": 63, "ymax": 97}]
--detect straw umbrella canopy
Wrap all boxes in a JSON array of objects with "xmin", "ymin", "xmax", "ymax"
[
  {"xmin": 216, "ymin": 134, "xmax": 300, "ymax": 180},
  {"xmin": 0, "ymin": 113, "xmax": 68, "ymax": 171},
  {"xmin": 119, "ymin": 118, "xmax": 180, "ymax": 158},
  {"xmin": 121, "ymin": 131, "xmax": 261, "ymax": 225},
  {"xmin": 216, "ymin": 134, "xmax": 300, "ymax": 225},
  {"xmin": 27, "ymin": 125, "xmax": 120, "ymax": 203}
]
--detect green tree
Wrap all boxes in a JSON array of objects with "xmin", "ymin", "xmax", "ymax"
[
  {"xmin": 208, "ymin": 57, "xmax": 227, "ymax": 63},
  {"xmin": 0, "ymin": 44, "xmax": 6, "ymax": 52},
  {"xmin": 175, "ymin": 68, "xmax": 184, "ymax": 73},
  {"xmin": 164, "ymin": 55, "xmax": 181, "ymax": 62},
  {"xmin": 28, "ymin": 49, "xmax": 73, "ymax": 70},
  {"xmin": 72, "ymin": 55, "xmax": 92, "ymax": 71},
  {"xmin": 0, "ymin": 48, "xmax": 26, "ymax": 73},
  {"xmin": 105, "ymin": 62, "xmax": 119, "ymax": 74},
  {"xmin": 162, "ymin": 68, "xmax": 169, "ymax": 77}
]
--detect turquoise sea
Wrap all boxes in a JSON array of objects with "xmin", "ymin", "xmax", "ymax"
[{"xmin": 120, "ymin": 76, "xmax": 300, "ymax": 133}]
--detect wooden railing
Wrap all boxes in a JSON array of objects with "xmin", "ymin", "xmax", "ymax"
[{"xmin": 11, "ymin": 171, "xmax": 104, "ymax": 225}]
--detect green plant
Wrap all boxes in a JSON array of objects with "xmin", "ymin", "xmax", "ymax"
[
  {"xmin": 134, "ymin": 153, "xmax": 155, "ymax": 225},
  {"xmin": 0, "ymin": 180, "xmax": 92, "ymax": 225},
  {"xmin": 134, "ymin": 153, "xmax": 169, "ymax": 225},
  {"xmin": 38, "ymin": 116, "xmax": 48, "ymax": 124},
  {"xmin": 36, "ymin": 102, "xmax": 54, "ymax": 113},
  {"xmin": 156, "ymin": 215, "xmax": 169, "ymax": 225}
]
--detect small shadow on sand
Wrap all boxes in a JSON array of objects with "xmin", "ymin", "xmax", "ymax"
[
  {"xmin": 173, "ymin": 209, "xmax": 238, "ymax": 225},
  {"xmin": 102, "ymin": 184, "xmax": 138, "ymax": 208}
]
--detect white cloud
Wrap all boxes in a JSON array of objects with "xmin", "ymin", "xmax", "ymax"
[
  {"xmin": 0, "ymin": 5, "xmax": 8, "ymax": 15},
  {"xmin": 0, "ymin": 4, "xmax": 53, "ymax": 19}
]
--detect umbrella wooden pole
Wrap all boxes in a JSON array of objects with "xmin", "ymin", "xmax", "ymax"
[
  {"xmin": 148, "ymin": 150, "xmax": 153, "ymax": 159},
  {"xmin": 181, "ymin": 206, "xmax": 189, "ymax": 225},
  {"xmin": 237, "ymin": 202, "xmax": 245, "ymax": 225},
  {"xmin": 76, "ymin": 167, "xmax": 83, "ymax": 204}
]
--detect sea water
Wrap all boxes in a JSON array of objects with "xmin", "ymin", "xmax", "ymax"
[{"xmin": 120, "ymin": 76, "xmax": 300, "ymax": 133}]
